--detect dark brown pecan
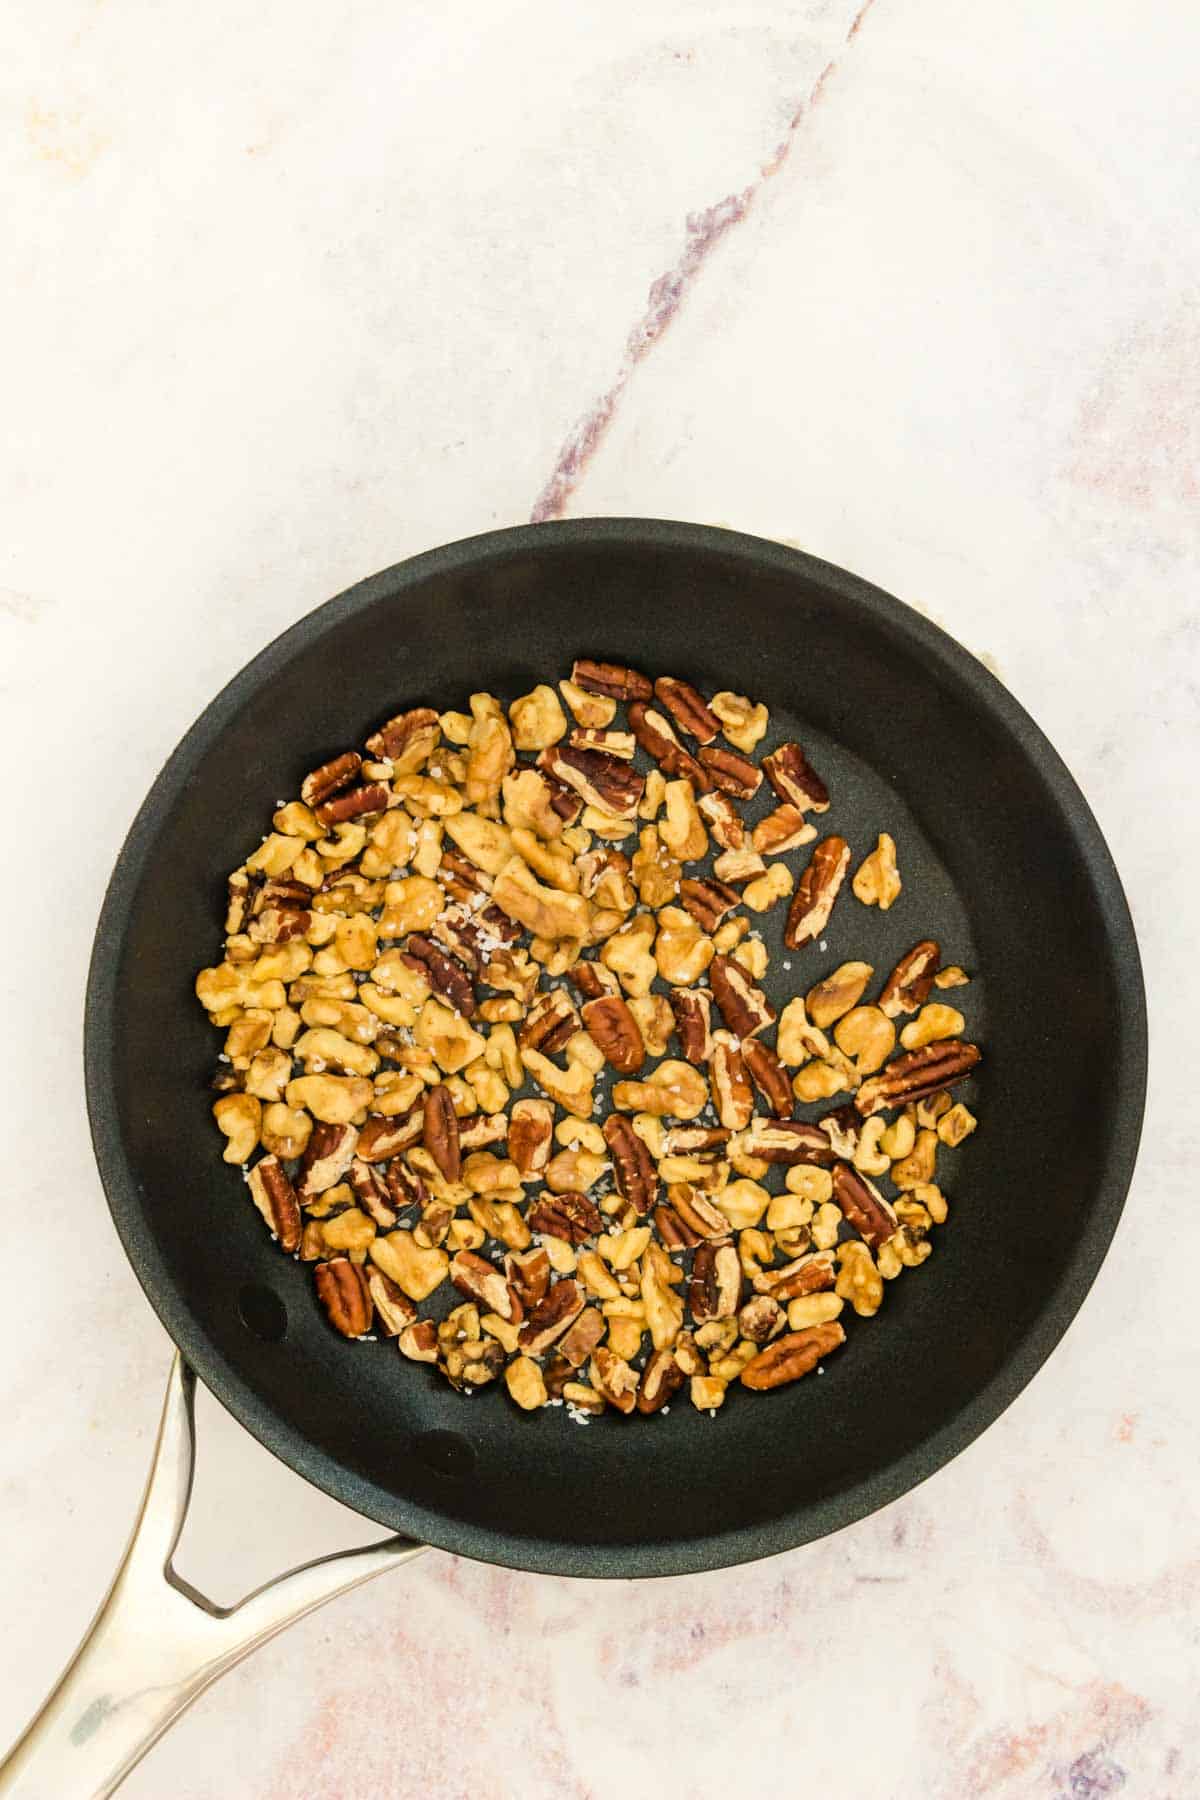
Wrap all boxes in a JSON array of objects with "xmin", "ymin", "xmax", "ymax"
[
  {"xmin": 314, "ymin": 1258, "xmax": 373, "ymax": 1337},
  {"xmin": 570, "ymin": 960, "xmax": 620, "ymax": 1000},
  {"xmin": 314, "ymin": 781, "xmax": 390, "ymax": 828},
  {"xmin": 581, "ymin": 994, "xmax": 645, "ymax": 1073},
  {"xmin": 740, "ymin": 1322, "xmax": 845, "ymax": 1389},
  {"xmin": 385, "ymin": 1156, "xmax": 427, "ymax": 1211},
  {"xmin": 458, "ymin": 1112, "xmax": 508, "ymax": 1151},
  {"xmin": 742, "ymin": 1038, "xmax": 793, "ymax": 1117},
  {"xmin": 710, "ymin": 1031, "xmax": 754, "ymax": 1129},
  {"xmin": 422, "ymin": 1084, "xmax": 461, "ymax": 1182},
  {"xmin": 784, "ymin": 835, "xmax": 851, "ymax": 950},
  {"xmin": 637, "ymin": 1347, "xmax": 686, "ymax": 1414},
  {"xmin": 752, "ymin": 804, "xmax": 816, "ymax": 856},
  {"xmin": 571, "ymin": 658, "xmax": 653, "ymax": 702},
  {"xmin": 358, "ymin": 1106, "xmax": 424, "ymax": 1162},
  {"xmin": 879, "ymin": 940, "xmax": 942, "ymax": 1019},
  {"xmin": 669, "ymin": 988, "xmax": 714, "ymax": 1064},
  {"xmin": 402, "ymin": 934, "xmax": 475, "ymax": 1016},
  {"xmin": 437, "ymin": 847, "xmax": 492, "ymax": 903},
  {"xmin": 364, "ymin": 706, "xmax": 439, "ymax": 763},
  {"xmin": 653, "ymin": 677, "xmax": 721, "ymax": 744},
  {"xmin": 689, "ymin": 1240, "xmax": 741, "ymax": 1322},
  {"xmin": 528, "ymin": 1189, "xmax": 603, "ymax": 1244},
  {"xmin": 654, "ymin": 1204, "xmax": 702, "ymax": 1249},
  {"xmin": 347, "ymin": 1157, "xmax": 398, "ymax": 1229},
  {"xmin": 738, "ymin": 1119, "xmax": 834, "ymax": 1166},
  {"xmin": 540, "ymin": 746, "xmax": 645, "ymax": 818},
  {"xmin": 556, "ymin": 1306, "xmax": 606, "ymax": 1370},
  {"xmin": 365, "ymin": 1267, "xmax": 416, "ymax": 1336},
  {"xmin": 569, "ymin": 728, "xmax": 636, "ymax": 759},
  {"xmin": 506, "ymin": 1246, "xmax": 551, "ymax": 1309},
  {"xmin": 679, "ymin": 877, "xmax": 741, "ymax": 930},
  {"xmin": 518, "ymin": 1278, "xmax": 585, "ymax": 1354},
  {"xmin": 450, "ymin": 1250, "xmax": 519, "ymax": 1320},
  {"xmin": 754, "ymin": 1248, "xmax": 836, "ymax": 1300},
  {"xmin": 397, "ymin": 1318, "xmax": 439, "ymax": 1362},
  {"xmin": 709, "ymin": 955, "xmax": 776, "ymax": 1039},
  {"xmin": 507, "ymin": 1097, "xmax": 554, "ymax": 1177},
  {"xmin": 713, "ymin": 846, "xmax": 767, "ymax": 885},
  {"xmin": 697, "ymin": 746, "xmax": 762, "ymax": 800},
  {"xmin": 246, "ymin": 1156, "xmax": 301, "ymax": 1252},
  {"xmin": 603, "ymin": 1113, "xmax": 659, "ymax": 1213},
  {"xmin": 627, "ymin": 702, "xmax": 711, "ymax": 789},
  {"xmin": 831, "ymin": 1161, "xmax": 898, "ymax": 1247},
  {"xmin": 819, "ymin": 1104, "xmax": 862, "ymax": 1159},
  {"xmin": 589, "ymin": 1346, "xmax": 639, "ymax": 1413},
  {"xmin": 697, "ymin": 790, "xmax": 745, "ymax": 850},
  {"xmin": 519, "ymin": 988, "xmax": 580, "ymax": 1055},
  {"xmin": 296, "ymin": 1122, "xmax": 359, "ymax": 1200},
  {"xmin": 540, "ymin": 766, "xmax": 585, "ymax": 824},
  {"xmin": 738, "ymin": 1294, "xmax": 786, "ymax": 1344},
  {"xmin": 669, "ymin": 1183, "xmax": 732, "ymax": 1240},
  {"xmin": 856, "ymin": 1040, "xmax": 981, "ymax": 1116},
  {"xmin": 300, "ymin": 752, "xmax": 362, "ymax": 809},
  {"xmin": 763, "ymin": 742, "xmax": 830, "ymax": 813}
]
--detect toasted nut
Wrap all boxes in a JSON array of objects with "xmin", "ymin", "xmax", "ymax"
[
  {"xmin": 301, "ymin": 752, "xmax": 362, "ymax": 810},
  {"xmin": 603, "ymin": 1114, "xmax": 659, "ymax": 1213},
  {"xmin": 689, "ymin": 1375, "xmax": 728, "ymax": 1412},
  {"xmin": 627, "ymin": 702, "xmax": 710, "ymax": 789},
  {"xmin": 879, "ymin": 940, "xmax": 941, "ymax": 1018},
  {"xmin": 689, "ymin": 1241, "xmax": 741, "ymax": 1323},
  {"xmin": 732, "ymin": 937, "xmax": 768, "ymax": 981},
  {"xmin": 763, "ymin": 742, "xmax": 829, "ymax": 813},
  {"xmin": 259, "ymin": 1102, "xmax": 313, "ymax": 1160},
  {"xmin": 742, "ymin": 1039, "xmax": 792, "ymax": 1117},
  {"xmin": 853, "ymin": 1116, "xmax": 891, "ymax": 1177},
  {"xmin": 600, "ymin": 913, "xmax": 658, "ymax": 996},
  {"xmin": 891, "ymin": 1129, "xmax": 938, "ymax": 1189},
  {"xmin": 878, "ymin": 1114, "xmax": 915, "ymax": 1160},
  {"xmin": 834, "ymin": 1005, "xmax": 896, "ymax": 1077},
  {"xmin": 938, "ymin": 1102, "xmax": 977, "ymax": 1146},
  {"xmin": 784, "ymin": 836, "xmax": 851, "ymax": 951},
  {"xmin": 314, "ymin": 1258, "xmax": 373, "ymax": 1336},
  {"xmin": 641, "ymin": 1255, "xmax": 685, "ymax": 1350},
  {"xmin": 792, "ymin": 1061, "xmax": 852, "ymax": 1103},
  {"xmin": 831, "ymin": 1161, "xmax": 898, "ymax": 1249},
  {"xmin": 737, "ymin": 1119, "xmax": 833, "ymax": 1166},
  {"xmin": 706, "ymin": 1031, "xmax": 752, "ymax": 1131},
  {"xmin": 659, "ymin": 779, "xmax": 708, "ymax": 861},
  {"xmin": 916, "ymin": 1090, "xmax": 953, "ymax": 1127},
  {"xmin": 597, "ymin": 1226, "xmax": 651, "ymax": 1271},
  {"xmin": 395, "ymin": 1319, "xmax": 437, "ymax": 1362},
  {"xmin": 580, "ymin": 994, "xmax": 645, "ymax": 1074},
  {"xmin": 519, "ymin": 1046, "xmax": 595, "ymax": 1118},
  {"xmin": 714, "ymin": 846, "xmax": 768, "ymax": 885},
  {"xmin": 679, "ymin": 877, "xmax": 741, "ymax": 932},
  {"xmin": 364, "ymin": 707, "xmax": 440, "ymax": 770},
  {"xmin": 571, "ymin": 658, "xmax": 652, "ymax": 702},
  {"xmin": 637, "ymin": 1347, "xmax": 685, "ymax": 1413},
  {"xmin": 213, "ymin": 1094, "xmax": 261, "ymax": 1163},
  {"xmin": 738, "ymin": 1293, "xmax": 785, "ymax": 1344},
  {"xmin": 519, "ymin": 1278, "xmax": 585, "ymax": 1354},
  {"xmin": 819, "ymin": 1105, "xmax": 862, "ymax": 1160},
  {"xmin": 378, "ymin": 874, "xmax": 442, "ymax": 939},
  {"xmin": 697, "ymin": 745, "xmax": 761, "ymax": 800},
  {"xmin": 652, "ymin": 676, "xmax": 720, "ymax": 743},
  {"xmin": 697, "ymin": 791, "xmax": 744, "ymax": 852},
  {"xmin": 519, "ymin": 988, "xmax": 581, "ymax": 1056},
  {"xmin": 613, "ymin": 1060, "xmax": 708, "ymax": 1121},
  {"xmin": 546, "ymin": 1147, "xmax": 608, "ymax": 1192},
  {"xmin": 901, "ymin": 1003, "xmax": 966, "ymax": 1050},
  {"xmin": 666, "ymin": 988, "xmax": 712, "ymax": 1065},
  {"xmin": 709, "ymin": 955, "xmax": 775, "ymax": 1039},
  {"xmin": 856, "ymin": 1041, "xmax": 981, "ymax": 1116},
  {"xmin": 509, "ymin": 684, "xmax": 568, "ymax": 751},
  {"xmin": 710, "ymin": 690, "xmax": 768, "ymax": 752},
  {"xmin": 450, "ymin": 1250, "xmax": 519, "ymax": 1320},
  {"xmin": 752, "ymin": 805, "xmax": 817, "ymax": 858},
  {"xmin": 877, "ymin": 1224, "xmax": 933, "ymax": 1278},
  {"xmin": 655, "ymin": 906, "xmax": 714, "ymax": 986},
  {"xmin": 503, "ymin": 1356, "xmax": 548, "ymax": 1410},
  {"xmin": 541, "ymin": 745, "xmax": 644, "ymax": 819},
  {"xmin": 740, "ymin": 1322, "xmax": 844, "ymax": 1389},
  {"xmin": 442, "ymin": 812, "xmax": 514, "ymax": 876},
  {"xmin": 622, "ymin": 995, "xmax": 670, "ymax": 1060},
  {"xmin": 935, "ymin": 965, "xmax": 969, "ymax": 989},
  {"xmin": 742, "ymin": 863, "xmax": 793, "ymax": 914},
  {"xmin": 246, "ymin": 1157, "xmax": 302, "ymax": 1251},
  {"xmin": 714, "ymin": 1179, "xmax": 769, "ymax": 1230},
  {"xmin": 852, "ymin": 832, "xmax": 901, "ymax": 910},
  {"xmin": 492, "ymin": 854, "xmax": 591, "ymax": 941},
  {"xmin": 559, "ymin": 677, "xmax": 617, "ymax": 730},
  {"xmin": 631, "ymin": 824, "xmax": 681, "ymax": 909},
  {"xmin": 369, "ymin": 1231, "xmax": 448, "ymax": 1302},
  {"xmin": 786, "ymin": 1293, "xmax": 844, "ymax": 1330}
]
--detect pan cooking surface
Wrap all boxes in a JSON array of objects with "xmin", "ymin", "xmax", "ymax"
[{"xmin": 85, "ymin": 521, "xmax": 1144, "ymax": 1576}]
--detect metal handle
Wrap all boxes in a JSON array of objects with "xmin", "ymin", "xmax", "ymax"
[{"xmin": 0, "ymin": 1356, "xmax": 425, "ymax": 1799}]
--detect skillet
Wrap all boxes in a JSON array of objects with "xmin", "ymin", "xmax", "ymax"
[{"xmin": 0, "ymin": 519, "xmax": 1146, "ymax": 1796}]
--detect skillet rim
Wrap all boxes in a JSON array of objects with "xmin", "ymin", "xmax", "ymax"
[{"xmin": 83, "ymin": 518, "xmax": 1148, "ymax": 1578}]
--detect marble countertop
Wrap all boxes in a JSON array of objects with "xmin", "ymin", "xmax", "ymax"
[{"xmin": 2, "ymin": 0, "xmax": 1196, "ymax": 1794}]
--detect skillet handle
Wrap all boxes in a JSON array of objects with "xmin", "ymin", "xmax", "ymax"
[{"xmin": 0, "ymin": 1355, "xmax": 425, "ymax": 1800}]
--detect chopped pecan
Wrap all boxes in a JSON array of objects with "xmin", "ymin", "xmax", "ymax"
[
  {"xmin": 570, "ymin": 960, "xmax": 620, "ymax": 1000},
  {"xmin": 670, "ymin": 1183, "xmax": 732, "ymax": 1240},
  {"xmin": 661, "ymin": 1125, "xmax": 730, "ymax": 1156},
  {"xmin": 365, "ymin": 706, "xmax": 440, "ymax": 765},
  {"xmin": 855, "ymin": 1040, "xmax": 981, "ymax": 1116},
  {"xmin": 519, "ymin": 987, "xmax": 580, "ymax": 1055},
  {"xmin": 697, "ymin": 745, "xmax": 762, "ymax": 800},
  {"xmin": 709, "ymin": 955, "xmax": 775, "ymax": 1039},
  {"xmin": 436, "ymin": 847, "xmax": 492, "ymax": 903},
  {"xmin": 347, "ymin": 1157, "xmax": 399, "ymax": 1229},
  {"xmin": 556, "ymin": 1305, "xmax": 606, "ymax": 1369},
  {"xmin": 713, "ymin": 846, "xmax": 767, "ymax": 885},
  {"xmin": 669, "ymin": 988, "xmax": 714, "ymax": 1064},
  {"xmin": 754, "ymin": 1248, "xmax": 836, "ymax": 1300},
  {"xmin": 247, "ymin": 1156, "xmax": 301, "ymax": 1252},
  {"xmin": 589, "ymin": 1346, "xmax": 639, "ymax": 1413},
  {"xmin": 296, "ymin": 1121, "xmax": 359, "ymax": 1200},
  {"xmin": 679, "ymin": 877, "xmax": 741, "ymax": 931},
  {"xmin": 301, "ymin": 752, "xmax": 362, "ymax": 809},
  {"xmin": 440, "ymin": 1331, "xmax": 506, "ymax": 1390},
  {"xmin": 738, "ymin": 1294, "xmax": 786, "ymax": 1344},
  {"xmin": 397, "ymin": 1318, "xmax": 439, "ymax": 1362},
  {"xmin": 637, "ymin": 1347, "xmax": 685, "ymax": 1413},
  {"xmin": 581, "ymin": 994, "xmax": 645, "ymax": 1073},
  {"xmin": 415, "ymin": 1199, "xmax": 454, "ymax": 1248},
  {"xmin": 738, "ymin": 1119, "xmax": 833, "ymax": 1165},
  {"xmin": 356, "ymin": 1108, "xmax": 423, "ymax": 1162},
  {"xmin": 689, "ymin": 1241, "xmax": 741, "ymax": 1322},
  {"xmin": 741, "ymin": 1039, "xmax": 792, "ymax": 1117},
  {"xmin": 518, "ymin": 1278, "xmax": 585, "ymax": 1353},
  {"xmin": 457, "ymin": 1111, "xmax": 509, "ymax": 1151},
  {"xmin": 879, "ymin": 940, "xmax": 941, "ymax": 1019},
  {"xmin": 784, "ymin": 835, "xmax": 851, "ymax": 950},
  {"xmin": 528, "ymin": 1189, "xmax": 603, "ymax": 1244},
  {"xmin": 314, "ymin": 782, "xmax": 390, "ymax": 828},
  {"xmin": 603, "ymin": 1113, "xmax": 659, "ymax": 1213},
  {"xmin": 384, "ymin": 1156, "xmax": 427, "ymax": 1212},
  {"xmin": 697, "ymin": 791, "xmax": 744, "ymax": 850},
  {"xmin": 570, "ymin": 658, "xmax": 653, "ymax": 703},
  {"xmin": 506, "ymin": 1246, "xmax": 551, "ymax": 1308},
  {"xmin": 314, "ymin": 1258, "xmax": 373, "ymax": 1337},
  {"xmin": 507, "ymin": 1097, "xmax": 554, "ymax": 1178},
  {"xmin": 450, "ymin": 1249, "xmax": 519, "ymax": 1320},
  {"xmin": 422, "ymin": 1084, "xmax": 461, "ymax": 1182},
  {"xmin": 819, "ymin": 1104, "xmax": 862, "ymax": 1159},
  {"xmin": 740, "ymin": 1322, "xmax": 844, "ymax": 1389},
  {"xmin": 403, "ymin": 934, "xmax": 475, "ymax": 1017},
  {"xmin": 752, "ymin": 804, "xmax": 816, "ymax": 858},
  {"xmin": 831, "ymin": 1161, "xmax": 898, "ymax": 1247},
  {"xmin": 763, "ymin": 743, "xmax": 829, "ymax": 813},
  {"xmin": 540, "ymin": 746, "xmax": 645, "ymax": 818},
  {"xmin": 654, "ymin": 1204, "xmax": 702, "ymax": 1249},
  {"xmin": 569, "ymin": 728, "xmax": 636, "ymax": 759},
  {"xmin": 710, "ymin": 1031, "xmax": 754, "ymax": 1129},
  {"xmin": 653, "ymin": 677, "xmax": 721, "ymax": 744},
  {"xmin": 365, "ymin": 1267, "xmax": 416, "ymax": 1336},
  {"xmin": 627, "ymin": 702, "xmax": 711, "ymax": 789}
]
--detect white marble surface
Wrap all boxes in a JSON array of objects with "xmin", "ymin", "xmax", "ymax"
[{"xmin": 2, "ymin": 0, "xmax": 1197, "ymax": 1793}]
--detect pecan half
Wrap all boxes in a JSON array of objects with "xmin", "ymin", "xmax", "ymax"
[
  {"xmin": 738, "ymin": 1119, "xmax": 833, "ymax": 1165},
  {"xmin": 741, "ymin": 1038, "xmax": 792, "ymax": 1117},
  {"xmin": 627, "ymin": 702, "xmax": 711, "ymax": 789},
  {"xmin": 710, "ymin": 1031, "xmax": 754, "ymax": 1129},
  {"xmin": 589, "ymin": 1346, "xmax": 639, "ymax": 1413},
  {"xmin": 519, "ymin": 988, "xmax": 580, "ymax": 1055},
  {"xmin": 422, "ymin": 1084, "xmax": 461, "ymax": 1182},
  {"xmin": 697, "ymin": 746, "xmax": 762, "ymax": 800},
  {"xmin": 296, "ymin": 1121, "xmax": 359, "ymax": 1199},
  {"xmin": 540, "ymin": 746, "xmax": 645, "ymax": 818},
  {"xmin": 879, "ymin": 940, "xmax": 941, "ymax": 1019},
  {"xmin": 603, "ymin": 1113, "xmax": 659, "ymax": 1213},
  {"xmin": 506, "ymin": 1246, "xmax": 551, "ymax": 1308},
  {"xmin": 314, "ymin": 781, "xmax": 390, "ymax": 828},
  {"xmin": 507, "ymin": 1097, "xmax": 554, "ymax": 1178},
  {"xmin": 556, "ymin": 1305, "xmax": 606, "ymax": 1369},
  {"xmin": 689, "ymin": 1241, "xmax": 741, "ymax": 1322},
  {"xmin": 669, "ymin": 988, "xmax": 714, "ymax": 1064},
  {"xmin": 738, "ymin": 1294, "xmax": 786, "ymax": 1344},
  {"xmin": 301, "ymin": 752, "xmax": 361, "ymax": 809},
  {"xmin": 314, "ymin": 1258, "xmax": 373, "ymax": 1337},
  {"xmin": 637, "ymin": 1347, "xmax": 685, "ymax": 1413},
  {"xmin": 763, "ymin": 743, "xmax": 829, "ymax": 813},
  {"xmin": 528, "ymin": 1189, "xmax": 603, "ymax": 1244},
  {"xmin": 831, "ymin": 1161, "xmax": 898, "ymax": 1247},
  {"xmin": 364, "ymin": 706, "xmax": 439, "ymax": 764},
  {"xmin": 450, "ymin": 1249, "xmax": 519, "ymax": 1320},
  {"xmin": 670, "ymin": 1183, "xmax": 732, "ymax": 1240},
  {"xmin": 654, "ymin": 1204, "xmax": 702, "ymax": 1249},
  {"xmin": 653, "ymin": 677, "xmax": 721, "ymax": 744},
  {"xmin": 855, "ymin": 1040, "xmax": 981, "ymax": 1116},
  {"xmin": 697, "ymin": 791, "xmax": 745, "ymax": 850},
  {"xmin": 581, "ymin": 994, "xmax": 645, "ymax": 1073},
  {"xmin": 754, "ymin": 1248, "xmax": 836, "ymax": 1300},
  {"xmin": 347, "ymin": 1157, "xmax": 399, "ymax": 1229},
  {"xmin": 247, "ymin": 1156, "xmax": 301, "ymax": 1252},
  {"xmin": 569, "ymin": 728, "xmax": 636, "ymax": 759},
  {"xmin": 740, "ymin": 1322, "xmax": 845, "ymax": 1389},
  {"xmin": 784, "ymin": 835, "xmax": 851, "ymax": 950},
  {"xmin": 518, "ymin": 1278, "xmax": 585, "ymax": 1353},
  {"xmin": 709, "ymin": 954, "xmax": 776, "ymax": 1039},
  {"xmin": 570, "ymin": 960, "xmax": 620, "ymax": 1000},
  {"xmin": 679, "ymin": 877, "xmax": 741, "ymax": 931},
  {"xmin": 365, "ymin": 1267, "xmax": 416, "ymax": 1336},
  {"xmin": 752, "ymin": 804, "xmax": 816, "ymax": 857},
  {"xmin": 570, "ymin": 658, "xmax": 653, "ymax": 703},
  {"xmin": 357, "ymin": 1108, "xmax": 424, "ymax": 1162},
  {"xmin": 403, "ymin": 934, "xmax": 475, "ymax": 1017}
]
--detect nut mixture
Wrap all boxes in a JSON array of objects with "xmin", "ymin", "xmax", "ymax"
[{"xmin": 197, "ymin": 659, "xmax": 981, "ymax": 1419}]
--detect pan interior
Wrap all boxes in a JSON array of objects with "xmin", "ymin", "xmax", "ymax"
[{"xmin": 88, "ymin": 524, "xmax": 1143, "ymax": 1575}]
